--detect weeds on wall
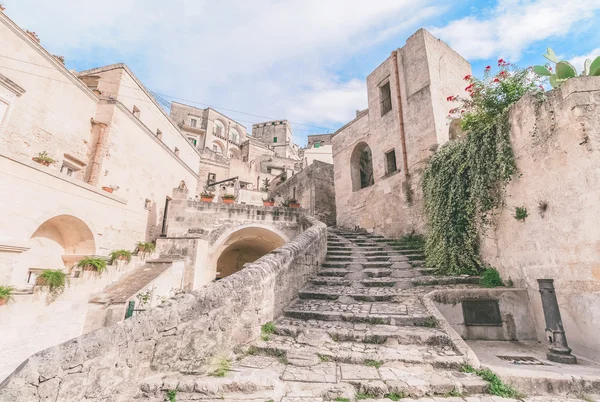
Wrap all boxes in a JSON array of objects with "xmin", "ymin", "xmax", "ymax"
[
  {"xmin": 394, "ymin": 232, "xmax": 426, "ymax": 249},
  {"xmin": 461, "ymin": 364, "xmax": 525, "ymax": 399},
  {"xmin": 514, "ymin": 207, "xmax": 528, "ymax": 222},
  {"xmin": 422, "ymin": 62, "xmax": 544, "ymax": 275},
  {"xmin": 165, "ymin": 389, "xmax": 177, "ymax": 402},
  {"xmin": 480, "ymin": 267, "xmax": 505, "ymax": 288}
]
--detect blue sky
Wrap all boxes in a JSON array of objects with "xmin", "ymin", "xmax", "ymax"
[{"xmin": 3, "ymin": 0, "xmax": 600, "ymax": 146}]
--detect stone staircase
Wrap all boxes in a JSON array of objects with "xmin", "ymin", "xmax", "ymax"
[{"xmin": 136, "ymin": 228, "xmax": 508, "ymax": 402}]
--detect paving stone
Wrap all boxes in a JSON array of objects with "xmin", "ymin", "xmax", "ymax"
[
  {"xmin": 281, "ymin": 363, "xmax": 337, "ymax": 383},
  {"xmin": 339, "ymin": 363, "xmax": 380, "ymax": 380}
]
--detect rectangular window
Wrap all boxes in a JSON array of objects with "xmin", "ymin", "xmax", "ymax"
[
  {"xmin": 60, "ymin": 164, "xmax": 74, "ymax": 176},
  {"xmin": 144, "ymin": 199, "xmax": 152, "ymax": 210},
  {"xmin": 273, "ymin": 137, "xmax": 278, "ymax": 143},
  {"xmin": 187, "ymin": 136, "xmax": 197, "ymax": 146},
  {"xmin": 190, "ymin": 118, "xmax": 197, "ymax": 127},
  {"xmin": 314, "ymin": 142, "xmax": 320, "ymax": 148},
  {"xmin": 133, "ymin": 105, "xmax": 141, "ymax": 118},
  {"xmin": 156, "ymin": 129, "xmax": 163, "ymax": 140},
  {"xmin": 385, "ymin": 149, "xmax": 397, "ymax": 175},
  {"xmin": 380, "ymin": 82, "xmax": 392, "ymax": 116},
  {"xmin": 174, "ymin": 147, "xmax": 180, "ymax": 157},
  {"xmin": 208, "ymin": 173, "xmax": 216, "ymax": 185}
]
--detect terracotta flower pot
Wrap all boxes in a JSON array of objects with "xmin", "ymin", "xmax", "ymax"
[
  {"xmin": 138, "ymin": 246, "xmax": 146, "ymax": 252},
  {"xmin": 201, "ymin": 197, "xmax": 214, "ymax": 203},
  {"xmin": 117, "ymin": 255, "xmax": 128, "ymax": 261},
  {"xmin": 290, "ymin": 203, "xmax": 300, "ymax": 209},
  {"xmin": 32, "ymin": 158, "xmax": 51, "ymax": 166},
  {"xmin": 263, "ymin": 201, "xmax": 275, "ymax": 207},
  {"xmin": 223, "ymin": 199, "xmax": 235, "ymax": 204},
  {"xmin": 0, "ymin": 298, "xmax": 7, "ymax": 307},
  {"xmin": 102, "ymin": 186, "xmax": 114, "ymax": 193}
]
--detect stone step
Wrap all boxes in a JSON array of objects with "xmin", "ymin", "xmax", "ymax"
[
  {"xmin": 321, "ymin": 261, "xmax": 395, "ymax": 269},
  {"xmin": 255, "ymin": 334, "xmax": 465, "ymax": 369},
  {"xmin": 411, "ymin": 275, "xmax": 480, "ymax": 287},
  {"xmin": 274, "ymin": 317, "xmax": 453, "ymax": 346},
  {"xmin": 300, "ymin": 283, "xmax": 419, "ymax": 301},
  {"xmin": 283, "ymin": 299, "xmax": 433, "ymax": 327}
]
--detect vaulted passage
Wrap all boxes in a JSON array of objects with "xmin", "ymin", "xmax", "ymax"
[
  {"xmin": 350, "ymin": 142, "xmax": 374, "ymax": 191},
  {"xmin": 215, "ymin": 227, "xmax": 286, "ymax": 279}
]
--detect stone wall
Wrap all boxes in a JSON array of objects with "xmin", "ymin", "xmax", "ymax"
[
  {"xmin": 332, "ymin": 29, "xmax": 471, "ymax": 238},
  {"xmin": 0, "ymin": 215, "xmax": 327, "ymax": 402},
  {"xmin": 270, "ymin": 160, "xmax": 336, "ymax": 226},
  {"xmin": 431, "ymin": 288, "xmax": 537, "ymax": 341},
  {"xmin": 480, "ymin": 77, "xmax": 600, "ymax": 361}
]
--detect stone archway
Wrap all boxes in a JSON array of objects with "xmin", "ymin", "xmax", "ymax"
[
  {"xmin": 350, "ymin": 141, "xmax": 374, "ymax": 191},
  {"xmin": 17, "ymin": 214, "xmax": 96, "ymax": 283},
  {"xmin": 213, "ymin": 226, "xmax": 286, "ymax": 280}
]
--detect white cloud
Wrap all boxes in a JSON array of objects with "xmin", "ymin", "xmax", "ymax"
[
  {"xmin": 431, "ymin": 0, "xmax": 600, "ymax": 61},
  {"xmin": 569, "ymin": 48, "xmax": 600, "ymax": 74},
  {"xmin": 2, "ymin": 0, "xmax": 443, "ymax": 143}
]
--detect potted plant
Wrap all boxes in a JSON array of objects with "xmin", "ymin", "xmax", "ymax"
[
  {"xmin": 200, "ymin": 191, "xmax": 215, "ymax": 202},
  {"xmin": 0, "ymin": 285, "xmax": 14, "ymax": 306},
  {"xmin": 32, "ymin": 151, "xmax": 55, "ymax": 166},
  {"xmin": 109, "ymin": 249, "xmax": 132, "ymax": 264},
  {"xmin": 263, "ymin": 196, "xmax": 275, "ymax": 207},
  {"xmin": 289, "ymin": 198, "xmax": 300, "ymax": 208},
  {"xmin": 36, "ymin": 270, "xmax": 68, "ymax": 303},
  {"xmin": 76, "ymin": 257, "xmax": 108, "ymax": 274},
  {"xmin": 137, "ymin": 241, "xmax": 156, "ymax": 254},
  {"xmin": 260, "ymin": 178, "xmax": 271, "ymax": 192},
  {"xmin": 222, "ymin": 194, "xmax": 236, "ymax": 204},
  {"xmin": 102, "ymin": 185, "xmax": 119, "ymax": 194}
]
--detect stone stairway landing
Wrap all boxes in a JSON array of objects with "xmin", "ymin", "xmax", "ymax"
[{"xmin": 136, "ymin": 228, "xmax": 487, "ymax": 401}]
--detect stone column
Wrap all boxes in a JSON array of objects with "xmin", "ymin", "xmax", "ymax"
[{"xmin": 537, "ymin": 279, "xmax": 577, "ymax": 364}]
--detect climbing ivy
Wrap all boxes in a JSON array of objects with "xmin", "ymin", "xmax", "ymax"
[{"xmin": 422, "ymin": 61, "xmax": 544, "ymax": 275}]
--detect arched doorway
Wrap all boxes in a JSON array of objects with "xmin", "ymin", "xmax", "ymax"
[
  {"xmin": 214, "ymin": 226, "xmax": 286, "ymax": 280},
  {"xmin": 350, "ymin": 142, "xmax": 374, "ymax": 191},
  {"xmin": 17, "ymin": 215, "xmax": 96, "ymax": 284}
]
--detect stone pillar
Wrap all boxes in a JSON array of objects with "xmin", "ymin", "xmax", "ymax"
[{"xmin": 537, "ymin": 279, "xmax": 577, "ymax": 364}]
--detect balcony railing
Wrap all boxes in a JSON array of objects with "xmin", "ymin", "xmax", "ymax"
[{"xmin": 381, "ymin": 97, "xmax": 392, "ymax": 116}]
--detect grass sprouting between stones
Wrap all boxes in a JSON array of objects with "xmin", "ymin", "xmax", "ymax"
[
  {"xmin": 364, "ymin": 359, "xmax": 383, "ymax": 369},
  {"xmin": 385, "ymin": 392, "xmax": 405, "ymax": 401},
  {"xmin": 461, "ymin": 364, "xmax": 525, "ymax": 400},
  {"xmin": 209, "ymin": 358, "xmax": 231, "ymax": 377},
  {"xmin": 261, "ymin": 321, "xmax": 276, "ymax": 341}
]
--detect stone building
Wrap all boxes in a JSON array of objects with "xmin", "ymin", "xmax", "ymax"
[
  {"xmin": 252, "ymin": 120, "xmax": 300, "ymax": 159},
  {"xmin": 331, "ymin": 29, "xmax": 471, "ymax": 237},
  {"xmin": 300, "ymin": 133, "xmax": 334, "ymax": 165},
  {"xmin": 0, "ymin": 11, "xmax": 331, "ymax": 380}
]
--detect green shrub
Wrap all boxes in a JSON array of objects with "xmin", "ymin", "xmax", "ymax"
[
  {"xmin": 137, "ymin": 241, "xmax": 156, "ymax": 253},
  {"xmin": 109, "ymin": 249, "xmax": 132, "ymax": 264},
  {"xmin": 480, "ymin": 268, "xmax": 504, "ymax": 288},
  {"xmin": 461, "ymin": 364, "xmax": 525, "ymax": 399},
  {"xmin": 165, "ymin": 389, "xmax": 177, "ymax": 402},
  {"xmin": 222, "ymin": 193, "xmax": 236, "ymax": 200},
  {"xmin": 385, "ymin": 393, "xmax": 405, "ymax": 401},
  {"xmin": 77, "ymin": 257, "xmax": 108, "ymax": 274},
  {"xmin": 0, "ymin": 285, "xmax": 15, "ymax": 304},
  {"xmin": 394, "ymin": 232, "xmax": 425, "ymax": 249},
  {"xmin": 423, "ymin": 62, "xmax": 544, "ymax": 275}
]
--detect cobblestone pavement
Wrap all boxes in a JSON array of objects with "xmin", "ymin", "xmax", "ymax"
[{"xmin": 136, "ymin": 229, "xmax": 597, "ymax": 402}]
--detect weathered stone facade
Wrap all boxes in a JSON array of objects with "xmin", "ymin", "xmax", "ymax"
[
  {"xmin": 270, "ymin": 160, "xmax": 336, "ymax": 226},
  {"xmin": 480, "ymin": 77, "xmax": 600, "ymax": 361},
  {"xmin": 332, "ymin": 29, "xmax": 471, "ymax": 237},
  {"xmin": 0, "ymin": 215, "xmax": 326, "ymax": 401}
]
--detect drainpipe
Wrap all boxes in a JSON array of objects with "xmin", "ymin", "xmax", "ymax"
[
  {"xmin": 87, "ymin": 118, "xmax": 109, "ymax": 186},
  {"xmin": 391, "ymin": 50, "xmax": 409, "ymax": 177}
]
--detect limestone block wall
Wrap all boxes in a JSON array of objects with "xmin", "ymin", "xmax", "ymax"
[
  {"xmin": 270, "ymin": 160, "xmax": 336, "ymax": 226},
  {"xmin": 0, "ymin": 215, "xmax": 327, "ymax": 402},
  {"xmin": 332, "ymin": 29, "xmax": 471, "ymax": 238},
  {"xmin": 0, "ymin": 254, "xmax": 147, "ymax": 382},
  {"xmin": 431, "ymin": 288, "xmax": 537, "ymax": 341},
  {"xmin": 480, "ymin": 77, "xmax": 600, "ymax": 361}
]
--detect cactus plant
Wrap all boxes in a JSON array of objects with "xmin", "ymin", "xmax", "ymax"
[{"xmin": 534, "ymin": 47, "xmax": 600, "ymax": 88}]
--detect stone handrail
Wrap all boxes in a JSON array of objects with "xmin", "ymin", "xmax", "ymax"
[{"xmin": 0, "ymin": 214, "xmax": 327, "ymax": 401}]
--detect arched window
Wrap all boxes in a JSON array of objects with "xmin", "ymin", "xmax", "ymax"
[
  {"xmin": 214, "ymin": 120, "xmax": 225, "ymax": 136},
  {"xmin": 229, "ymin": 127, "xmax": 239, "ymax": 143},
  {"xmin": 350, "ymin": 142, "xmax": 374, "ymax": 191},
  {"xmin": 212, "ymin": 141, "xmax": 225, "ymax": 154}
]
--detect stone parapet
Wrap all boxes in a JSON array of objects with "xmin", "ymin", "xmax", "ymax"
[{"xmin": 0, "ymin": 214, "xmax": 327, "ymax": 401}]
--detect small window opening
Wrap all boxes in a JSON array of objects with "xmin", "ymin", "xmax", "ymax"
[
  {"xmin": 156, "ymin": 129, "xmax": 162, "ymax": 140},
  {"xmin": 132, "ymin": 105, "xmax": 140, "ymax": 118},
  {"xmin": 314, "ymin": 142, "xmax": 320, "ymax": 148},
  {"xmin": 174, "ymin": 147, "xmax": 180, "ymax": 157},
  {"xmin": 385, "ymin": 149, "xmax": 397, "ymax": 175},
  {"xmin": 188, "ymin": 136, "xmax": 197, "ymax": 146},
  {"xmin": 190, "ymin": 118, "xmax": 197, "ymax": 127},
  {"xmin": 273, "ymin": 137, "xmax": 278, "ymax": 143},
  {"xmin": 380, "ymin": 82, "xmax": 392, "ymax": 116},
  {"xmin": 144, "ymin": 199, "xmax": 152, "ymax": 210}
]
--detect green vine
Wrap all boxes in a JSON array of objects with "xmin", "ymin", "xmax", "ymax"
[{"xmin": 422, "ymin": 61, "xmax": 543, "ymax": 275}]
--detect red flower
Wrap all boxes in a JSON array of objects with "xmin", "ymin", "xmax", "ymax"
[
  {"xmin": 446, "ymin": 95, "xmax": 457, "ymax": 102},
  {"xmin": 465, "ymin": 84, "xmax": 474, "ymax": 92},
  {"xmin": 494, "ymin": 78, "xmax": 500, "ymax": 82},
  {"xmin": 463, "ymin": 75, "xmax": 472, "ymax": 81},
  {"xmin": 539, "ymin": 85, "xmax": 544, "ymax": 90},
  {"xmin": 499, "ymin": 71, "xmax": 507, "ymax": 76},
  {"xmin": 485, "ymin": 65, "xmax": 491, "ymax": 71},
  {"xmin": 548, "ymin": 66, "xmax": 553, "ymax": 71},
  {"xmin": 461, "ymin": 109, "xmax": 465, "ymax": 113}
]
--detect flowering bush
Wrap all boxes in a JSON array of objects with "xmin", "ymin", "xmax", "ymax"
[{"xmin": 422, "ymin": 61, "xmax": 543, "ymax": 275}]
